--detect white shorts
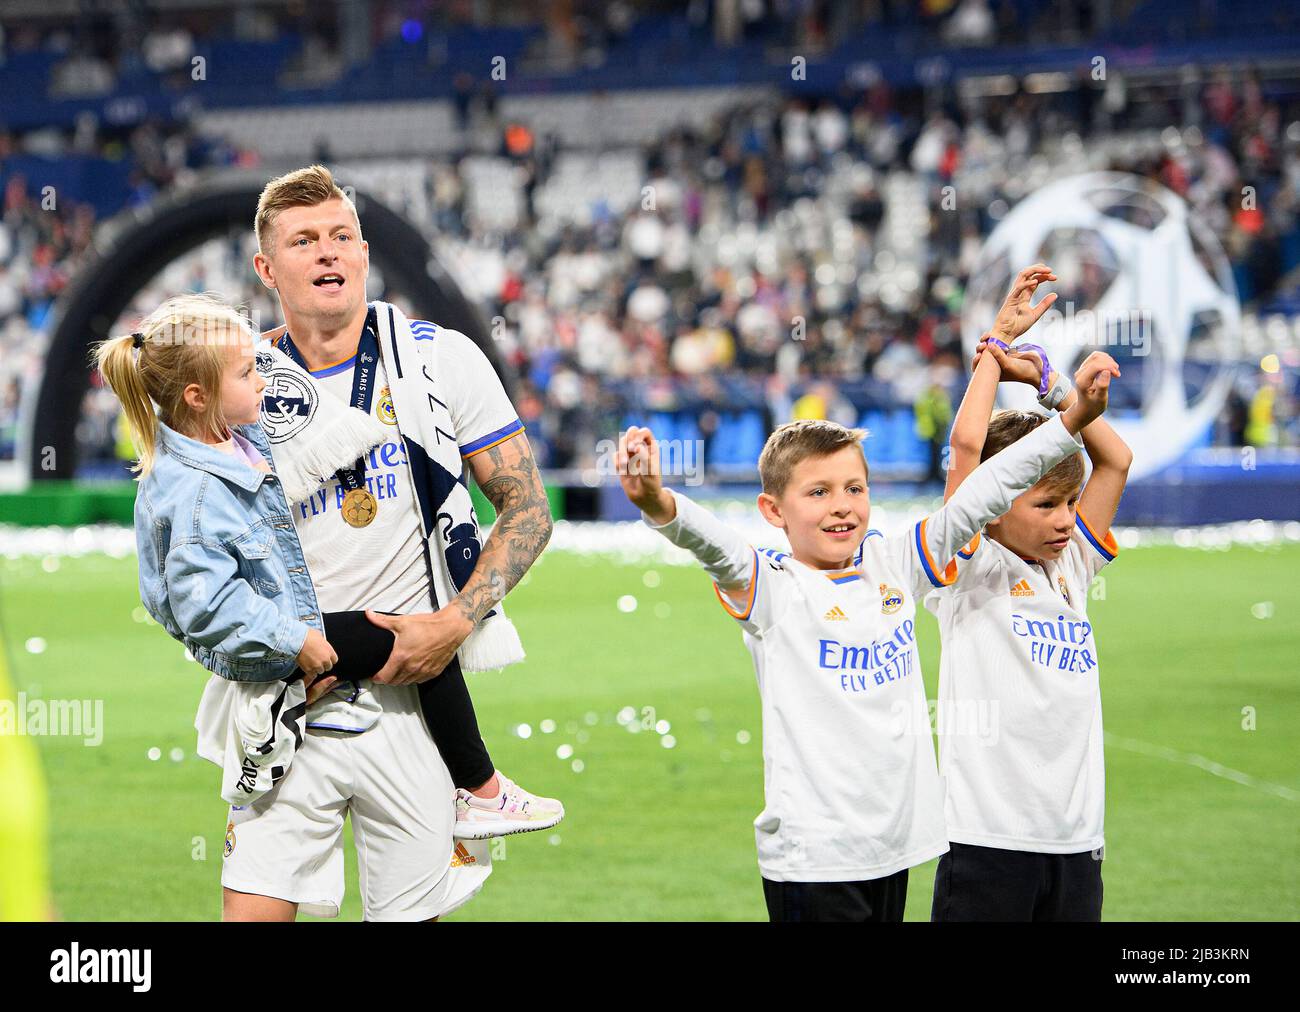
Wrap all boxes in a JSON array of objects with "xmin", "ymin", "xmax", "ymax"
[{"xmin": 220, "ymin": 683, "xmax": 491, "ymax": 921}]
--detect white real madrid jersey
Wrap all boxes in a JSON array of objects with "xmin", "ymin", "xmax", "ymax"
[
  {"xmin": 644, "ymin": 413, "xmax": 1084, "ymax": 882},
  {"xmin": 930, "ymin": 511, "xmax": 1118, "ymax": 855},
  {"xmin": 289, "ymin": 322, "xmax": 523, "ymax": 616}
]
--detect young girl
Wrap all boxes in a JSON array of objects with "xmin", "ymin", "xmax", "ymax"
[{"xmin": 96, "ymin": 293, "xmax": 561, "ymax": 838}]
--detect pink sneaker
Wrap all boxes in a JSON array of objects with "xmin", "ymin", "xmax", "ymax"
[{"xmin": 453, "ymin": 771, "xmax": 564, "ymax": 839}]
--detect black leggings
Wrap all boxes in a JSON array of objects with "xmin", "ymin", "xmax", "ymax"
[{"xmin": 294, "ymin": 610, "xmax": 495, "ymax": 790}]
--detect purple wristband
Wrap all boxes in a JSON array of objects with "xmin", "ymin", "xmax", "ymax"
[
  {"xmin": 1015, "ymin": 342, "xmax": 1053, "ymax": 396},
  {"xmin": 985, "ymin": 336, "xmax": 1011, "ymax": 352}
]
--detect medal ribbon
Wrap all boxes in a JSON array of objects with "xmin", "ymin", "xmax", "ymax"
[{"xmin": 277, "ymin": 307, "xmax": 381, "ymax": 495}]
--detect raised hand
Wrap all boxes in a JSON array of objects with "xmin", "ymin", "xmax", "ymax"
[
  {"xmin": 1061, "ymin": 352, "xmax": 1121, "ymax": 434},
  {"xmin": 990, "ymin": 263, "xmax": 1058, "ymax": 345},
  {"xmin": 618, "ymin": 426, "xmax": 675, "ymax": 524}
]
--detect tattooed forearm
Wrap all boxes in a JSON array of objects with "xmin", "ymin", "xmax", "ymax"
[{"xmin": 454, "ymin": 437, "xmax": 553, "ymax": 625}]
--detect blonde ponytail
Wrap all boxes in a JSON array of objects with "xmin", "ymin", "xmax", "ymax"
[
  {"xmin": 91, "ymin": 294, "xmax": 255, "ymax": 478},
  {"xmin": 94, "ymin": 334, "xmax": 160, "ymax": 477}
]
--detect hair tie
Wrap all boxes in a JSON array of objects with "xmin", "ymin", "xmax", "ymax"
[{"xmin": 132, "ymin": 332, "xmax": 144, "ymax": 349}]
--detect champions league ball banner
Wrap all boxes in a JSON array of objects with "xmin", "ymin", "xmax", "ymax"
[{"xmin": 962, "ymin": 172, "xmax": 1242, "ymax": 482}]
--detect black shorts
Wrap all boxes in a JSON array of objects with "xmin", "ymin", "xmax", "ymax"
[
  {"xmin": 931, "ymin": 842, "xmax": 1103, "ymax": 922},
  {"xmin": 762, "ymin": 869, "xmax": 909, "ymax": 923}
]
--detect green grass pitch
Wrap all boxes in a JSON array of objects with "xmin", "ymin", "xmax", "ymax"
[{"xmin": 2, "ymin": 540, "xmax": 1297, "ymax": 921}]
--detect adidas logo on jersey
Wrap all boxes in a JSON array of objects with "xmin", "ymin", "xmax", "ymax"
[
  {"xmin": 824, "ymin": 606, "xmax": 848, "ymax": 621},
  {"xmin": 1010, "ymin": 579, "xmax": 1035, "ymax": 597}
]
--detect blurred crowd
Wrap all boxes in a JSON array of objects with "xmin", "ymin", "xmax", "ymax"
[
  {"xmin": 421, "ymin": 66, "xmax": 1300, "ymax": 470},
  {"xmin": 3, "ymin": 61, "xmax": 1300, "ymax": 473},
  {"xmin": 0, "ymin": 1, "xmax": 1124, "ymax": 96},
  {"xmin": 0, "ymin": 118, "xmax": 255, "ymax": 460}
]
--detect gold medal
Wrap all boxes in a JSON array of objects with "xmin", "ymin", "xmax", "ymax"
[{"xmin": 341, "ymin": 488, "xmax": 379, "ymax": 528}]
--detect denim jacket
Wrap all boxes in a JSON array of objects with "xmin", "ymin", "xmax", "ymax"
[{"xmin": 135, "ymin": 419, "xmax": 324, "ymax": 681}]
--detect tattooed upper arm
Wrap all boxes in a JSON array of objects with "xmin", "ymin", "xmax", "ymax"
[{"xmin": 470, "ymin": 433, "xmax": 547, "ymax": 518}]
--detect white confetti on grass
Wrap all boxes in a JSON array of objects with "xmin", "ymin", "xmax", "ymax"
[
  {"xmin": 147, "ymin": 747, "xmax": 161, "ymax": 761},
  {"xmin": 3, "ymin": 518, "xmax": 1299, "ymax": 563},
  {"xmin": 541, "ymin": 516, "xmax": 1300, "ymax": 560},
  {"xmin": 25, "ymin": 637, "xmax": 46, "ymax": 654},
  {"xmin": 0, "ymin": 524, "xmax": 136, "ymax": 559}
]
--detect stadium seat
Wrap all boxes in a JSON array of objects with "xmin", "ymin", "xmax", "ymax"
[{"xmin": 859, "ymin": 410, "xmax": 892, "ymax": 463}]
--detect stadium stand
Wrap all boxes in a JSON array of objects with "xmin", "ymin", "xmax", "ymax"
[{"xmin": 1, "ymin": 0, "xmax": 1297, "ymax": 483}]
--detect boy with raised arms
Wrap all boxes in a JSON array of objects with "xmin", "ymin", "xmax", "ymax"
[
  {"xmin": 617, "ymin": 345, "xmax": 1117, "ymax": 922},
  {"xmin": 930, "ymin": 263, "xmax": 1131, "ymax": 921}
]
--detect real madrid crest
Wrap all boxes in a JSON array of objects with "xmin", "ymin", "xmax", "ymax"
[
  {"xmin": 224, "ymin": 821, "xmax": 236, "ymax": 858},
  {"xmin": 378, "ymin": 385, "xmax": 397, "ymax": 425},
  {"xmin": 879, "ymin": 583, "xmax": 904, "ymax": 615},
  {"xmin": 260, "ymin": 367, "xmax": 318, "ymax": 444}
]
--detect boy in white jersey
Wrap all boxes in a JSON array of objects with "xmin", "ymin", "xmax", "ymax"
[
  {"xmin": 930, "ymin": 263, "xmax": 1131, "ymax": 922},
  {"xmin": 617, "ymin": 356, "xmax": 1114, "ymax": 922}
]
